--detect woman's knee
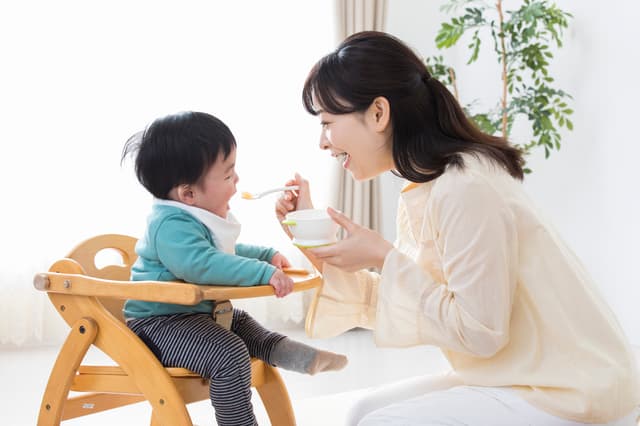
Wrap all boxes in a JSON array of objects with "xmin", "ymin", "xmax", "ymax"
[{"xmin": 346, "ymin": 394, "xmax": 387, "ymax": 426}]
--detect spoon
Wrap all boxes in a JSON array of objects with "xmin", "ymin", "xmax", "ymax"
[{"xmin": 241, "ymin": 185, "xmax": 299, "ymax": 200}]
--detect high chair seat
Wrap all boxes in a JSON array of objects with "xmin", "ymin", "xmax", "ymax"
[{"xmin": 34, "ymin": 233, "xmax": 321, "ymax": 426}]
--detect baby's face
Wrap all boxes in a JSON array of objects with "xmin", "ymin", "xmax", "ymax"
[{"xmin": 191, "ymin": 148, "xmax": 238, "ymax": 218}]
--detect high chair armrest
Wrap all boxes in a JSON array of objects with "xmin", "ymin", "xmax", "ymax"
[
  {"xmin": 33, "ymin": 270, "xmax": 323, "ymax": 304},
  {"xmin": 196, "ymin": 271, "xmax": 322, "ymax": 300},
  {"xmin": 34, "ymin": 272, "xmax": 203, "ymax": 305}
]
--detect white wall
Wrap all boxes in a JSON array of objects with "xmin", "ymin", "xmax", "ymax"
[
  {"xmin": 384, "ymin": 0, "xmax": 640, "ymax": 344},
  {"xmin": 0, "ymin": 0, "xmax": 336, "ymax": 346}
]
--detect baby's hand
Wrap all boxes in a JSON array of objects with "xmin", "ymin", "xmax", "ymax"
[
  {"xmin": 269, "ymin": 269, "xmax": 294, "ymax": 298},
  {"xmin": 271, "ymin": 252, "xmax": 291, "ymax": 269}
]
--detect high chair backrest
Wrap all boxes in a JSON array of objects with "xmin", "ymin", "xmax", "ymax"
[{"xmin": 65, "ymin": 233, "xmax": 137, "ymax": 322}]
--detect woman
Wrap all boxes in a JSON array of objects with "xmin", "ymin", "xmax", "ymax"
[{"xmin": 275, "ymin": 31, "xmax": 639, "ymax": 425}]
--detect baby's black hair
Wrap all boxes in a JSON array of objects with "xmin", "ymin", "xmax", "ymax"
[{"xmin": 122, "ymin": 111, "xmax": 236, "ymax": 199}]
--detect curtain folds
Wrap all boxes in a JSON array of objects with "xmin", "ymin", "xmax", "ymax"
[
  {"xmin": 334, "ymin": 0, "xmax": 386, "ymax": 36},
  {"xmin": 330, "ymin": 0, "xmax": 387, "ymax": 232}
]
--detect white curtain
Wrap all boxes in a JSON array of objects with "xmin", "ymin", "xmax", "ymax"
[
  {"xmin": 330, "ymin": 0, "xmax": 387, "ymax": 231},
  {"xmin": 0, "ymin": 0, "xmax": 335, "ymax": 347}
]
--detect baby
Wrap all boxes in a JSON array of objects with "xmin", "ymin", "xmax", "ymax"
[{"xmin": 121, "ymin": 111, "xmax": 347, "ymax": 426}]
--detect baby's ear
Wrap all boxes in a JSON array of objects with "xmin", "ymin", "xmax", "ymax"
[{"xmin": 176, "ymin": 184, "xmax": 196, "ymax": 205}]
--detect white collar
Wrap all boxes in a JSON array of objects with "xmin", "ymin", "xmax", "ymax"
[{"xmin": 153, "ymin": 198, "xmax": 241, "ymax": 254}]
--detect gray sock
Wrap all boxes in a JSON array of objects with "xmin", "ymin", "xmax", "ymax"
[{"xmin": 270, "ymin": 337, "xmax": 348, "ymax": 375}]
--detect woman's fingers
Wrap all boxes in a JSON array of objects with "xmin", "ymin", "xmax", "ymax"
[
  {"xmin": 309, "ymin": 242, "xmax": 344, "ymax": 263},
  {"xmin": 327, "ymin": 207, "xmax": 356, "ymax": 233},
  {"xmin": 309, "ymin": 212, "xmax": 393, "ymax": 271},
  {"xmin": 293, "ymin": 173, "xmax": 314, "ymax": 210},
  {"xmin": 294, "ymin": 172, "xmax": 308, "ymax": 188},
  {"xmin": 276, "ymin": 198, "xmax": 295, "ymax": 215},
  {"xmin": 283, "ymin": 178, "xmax": 299, "ymax": 200}
]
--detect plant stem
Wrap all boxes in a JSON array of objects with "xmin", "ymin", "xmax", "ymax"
[
  {"xmin": 496, "ymin": 0, "xmax": 508, "ymax": 138},
  {"xmin": 448, "ymin": 67, "xmax": 460, "ymax": 101}
]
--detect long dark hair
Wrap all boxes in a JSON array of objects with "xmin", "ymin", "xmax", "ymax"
[{"xmin": 302, "ymin": 31, "xmax": 524, "ymax": 182}]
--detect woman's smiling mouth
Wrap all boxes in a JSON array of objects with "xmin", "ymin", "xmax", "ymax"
[{"xmin": 335, "ymin": 152, "xmax": 350, "ymax": 168}]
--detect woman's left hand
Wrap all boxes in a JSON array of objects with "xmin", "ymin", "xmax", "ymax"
[{"xmin": 309, "ymin": 207, "xmax": 393, "ymax": 272}]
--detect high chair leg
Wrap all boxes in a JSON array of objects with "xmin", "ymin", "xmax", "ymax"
[
  {"xmin": 255, "ymin": 363, "xmax": 296, "ymax": 426},
  {"xmin": 149, "ymin": 407, "xmax": 194, "ymax": 426},
  {"xmin": 150, "ymin": 410, "xmax": 164, "ymax": 426},
  {"xmin": 37, "ymin": 317, "xmax": 98, "ymax": 426}
]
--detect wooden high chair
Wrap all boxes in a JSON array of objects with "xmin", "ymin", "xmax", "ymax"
[{"xmin": 33, "ymin": 234, "xmax": 321, "ymax": 426}]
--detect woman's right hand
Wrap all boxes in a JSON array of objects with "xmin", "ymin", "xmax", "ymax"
[{"xmin": 275, "ymin": 173, "xmax": 314, "ymax": 238}]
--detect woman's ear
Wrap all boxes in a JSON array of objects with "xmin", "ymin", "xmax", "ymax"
[
  {"xmin": 367, "ymin": 96, "xmax": 391, "ymax": 132},
  {"xmin": 175, "ymin": 184, "xmax": 196, "ymax": 205}
]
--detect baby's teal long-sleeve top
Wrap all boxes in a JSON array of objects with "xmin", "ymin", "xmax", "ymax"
[{"xmin": 123, "ymin": 204, "xmax": 277, "ymax": 319}]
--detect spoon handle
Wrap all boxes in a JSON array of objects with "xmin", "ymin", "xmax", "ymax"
[{"xmin": 261, "ymin": 185, "xmax": 299, "ymax": 196}]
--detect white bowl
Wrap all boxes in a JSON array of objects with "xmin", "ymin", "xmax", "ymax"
[{"xmin": 282, "ymin": 209, "xmax": 339, "ymax": 248}]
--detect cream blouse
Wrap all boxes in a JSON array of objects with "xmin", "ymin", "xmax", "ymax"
[{"xmin": 305, "ymin": 154, "xmax": 639, "ymax": 422}]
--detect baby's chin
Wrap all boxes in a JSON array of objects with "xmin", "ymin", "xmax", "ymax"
[{"xmin": 209, "ymin": 205, "xmax": 230, "ymax": 219}]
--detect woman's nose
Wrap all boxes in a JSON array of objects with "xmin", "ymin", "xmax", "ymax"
[{"xmin": 319, "ymin": 135, "xmax": 331, "ymax": 150}]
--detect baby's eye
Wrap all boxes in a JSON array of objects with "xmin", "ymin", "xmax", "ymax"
[{"xmin": 320, "ymin": 121, "xmax": 329, "ymax": 128}]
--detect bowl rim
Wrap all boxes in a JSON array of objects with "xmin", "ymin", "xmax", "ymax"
[{"xmin": 284, "ymin": 208, "xmax": 332, "ymax": 222}]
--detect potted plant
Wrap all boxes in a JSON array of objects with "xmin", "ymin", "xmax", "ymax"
[{"xmin": 425, "ymin": 0, "xmax": 573, "ymax": 169}]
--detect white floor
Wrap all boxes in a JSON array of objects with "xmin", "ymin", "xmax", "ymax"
[{"xmin": 1, "ymin": 327, "xmax": 451, "ymax": 426}]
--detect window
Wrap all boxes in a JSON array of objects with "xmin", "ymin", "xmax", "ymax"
[{"xmin": 0, "ymin": 0, "xmax": 335, "ymax": 345}]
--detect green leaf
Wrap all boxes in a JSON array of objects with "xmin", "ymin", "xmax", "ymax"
[
  {"xmin": 432, "ymin": 0, "xmax": 573, "ymax": 167},
  {"xmin": 467, "ymin": 30, "xmax": 482, "ymax": 64},
  {"xmin": 566, "ymin": 119, "xmax": 574, "ymax": 130},
  {"xmin": 436, "ymin": 21, "xmax": 465, "ymax": 49}
]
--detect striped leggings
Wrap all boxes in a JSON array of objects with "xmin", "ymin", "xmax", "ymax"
[{"xmin": 127, "ymin": 309, "xmax": 286, "ymax": 426}]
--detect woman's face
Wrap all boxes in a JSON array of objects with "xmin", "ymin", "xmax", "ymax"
[{"xmin": 316, "ymin": 102, "xmax": 393, "ymax": 181}]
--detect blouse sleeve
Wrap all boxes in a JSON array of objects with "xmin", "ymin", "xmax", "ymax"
[
  {"xmin": 375, "ymin": 171, "xmax": 519, "ymax": 357},
  {"xmin": 305, "ymin": 264, "xmax": 380, "ymax": 338}
]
